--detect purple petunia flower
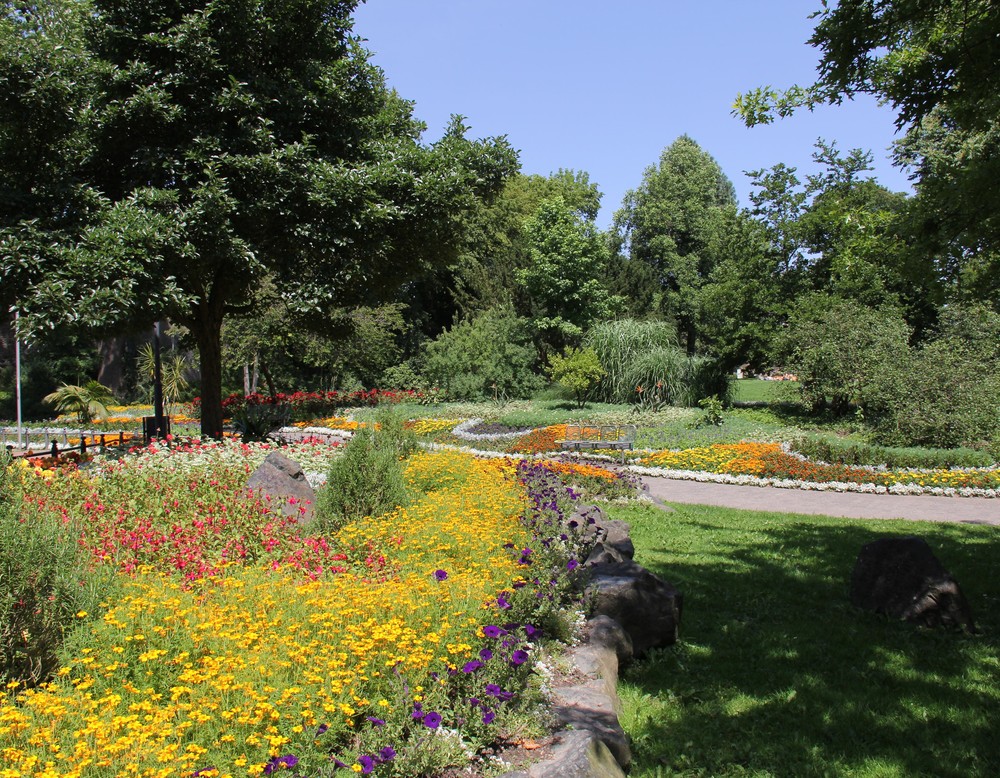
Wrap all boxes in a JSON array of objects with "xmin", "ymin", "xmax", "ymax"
[
  {"xmin": 496, "ymin": 593, "xmax": 511, "ymax": 609},
  {"xmin": 524, "ymin": 624, "xmax": 539, "ymax": 638},
  {"xmin": 511, "ymin": 649, "xmax": 529, "ymax": 665},
  {"xmin": 484, "ymin": 683, "xmax": 504, "ymax": 697},
  {"xmin": 567, "ymin": 559, "xmax": 579, "ymax": 571},
  {"xmin": 462, "ymin": 660, "xmax": 483, "ymax": 673},
  {"xmin": 332, "ymin": 758, "xmax": 348, "ymax": 768},
  {"xmin": 482, "ymin": 625, "xmax": 505, "ymax": 638},
  {"xmin": 479, "ymin": 648, "xmax": 493, "ymax": 661},
  {"xmin": 423, "ymin": 711, "xmax": 443, "ymax": 729},
  {"xmin": 366, "ymin": 716, "xmax": 385, "ymax": 727},
  {"xmin": 434, "ymin": 569, "xmax": 448, "ymax": 581},
  {"xmin": 482, "ymin": 708, "xmax": 496, "ymax": 724},
  {"xmin": 315, "ymin": 723, "xmax": 329, "ymax": 736},
  {"xmin": 263, "ymin": 755, "xmax": 298, "ymax": 774},
  {"xmin": 358, "ymin": 754, "xmax": 376, "ymax": 774},
  {"xmin": 379, "ymin": 746, "xmax": 397, "ymax": 762}
]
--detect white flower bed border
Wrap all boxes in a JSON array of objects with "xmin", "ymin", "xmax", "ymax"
[{"xmin": 298, "ymin": 421, "xmax": 1000, "ymax": 500}]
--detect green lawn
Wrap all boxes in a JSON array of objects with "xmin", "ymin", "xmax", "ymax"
[
  {"xmin": 733, "ymin": 378, "xmax": 801, "ymax": 404},
  {"xmin": 605, "ymin": 502, "xmax": 1000, "ymax": 777}
]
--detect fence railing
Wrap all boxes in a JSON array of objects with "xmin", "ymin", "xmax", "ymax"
[{"xmin": 1, "ymin": 426, "xmax": 136, "ymax": 458}]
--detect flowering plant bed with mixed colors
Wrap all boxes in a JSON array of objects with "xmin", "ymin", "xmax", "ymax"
[
  {"xmin": 1, "ymin": 440, "xmax": 614, "ymax": 776},
  {"xmin": 631, "ymin": 442, "xmax": 1000, "ymax": 497}
]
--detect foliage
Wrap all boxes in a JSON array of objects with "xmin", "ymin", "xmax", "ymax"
[
  {"xmin": 420, "ymin": 308, "xmax": 544, "ymax": 401},
  {"xmin": 613, "ymin": 501, "xmax": 1000, "ymax": 777},
  {"xmin": 517, "ymin": 196, "xmax": 622, "ymax": 353},
  {"xmin": 1, "ymin": 453, "xmax": 115, "ymax": 688},
  {"xmin": 613, "ymin": 135, "xmax": 739, "ymax": 353},
  {"xmin": 315, "ymin": 411, "xmax": 415, "ymax": 532},
  {"xmin": 790, "ymin": 434, "xmax": 995, "ymax": 470},
  {"xmin": 230, "ymin": 402, "xmax": 291, "ymax": 443},
  {"xmin": 734, "ymin": 0, "xmax": 1000, "ymax": 286},
  {"xmin": 871, "ymin": 306, "xmax": 1000, "ymax": 448},
  {"xmin": 546, "ymin": 347, "xmax": 606, "ymax": 409},
  {"xmin": 695, "ymin": 395, "xmax": 725, "ymax": 427},
  {"xmin": 584, "ymin": 319, "xmax": 679, "ymax": 403},
  {"xmin": 42, "ymin": 380, "xmax": 115, "ymax": 423},
  {"xmin": 781, "ymin": 295, "xmax": 912, "ymax": 415},
  {"xmin": 136, "ymin": 342, "xmax": 192, "ymax": 412},
  {"xmin": 0, "ymin": 0, "xmax": 518, "ymax": 438}
]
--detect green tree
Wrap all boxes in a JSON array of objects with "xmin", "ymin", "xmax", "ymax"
[
  {"xmin": 613, "ymin": 136, "xmax": 739, "ymax": 354},
  {"xmin": 1, "ymin": 0, "xmax": 517, "ymax": 437},
  {"xmin": 734, "ymin": 0, "xmax": 1000, "ymax": 291},
  {"xmin": 546, "ymin": 347, "xmax": 606, "ymax": 409},
  {"xmin": 517, "ymin": 196, "xmax": 622, "ymax": 355}
]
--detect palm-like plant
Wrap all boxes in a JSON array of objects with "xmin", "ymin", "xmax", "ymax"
[
  {"xmin": 136, "ymin": 344, "xmax": 191, "ymax": 414},
  {"xmin": 43, "ymin": 381, "xmax": 115, "ymax": 423}
]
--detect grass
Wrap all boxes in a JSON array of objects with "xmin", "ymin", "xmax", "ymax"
[
  {"xmin": 732, "ymin": 378, "xmax": 801, "ymax": 404},
  {"xmin": 605, "ymin": 501, "xmax": 1000, "ymax": 777}
]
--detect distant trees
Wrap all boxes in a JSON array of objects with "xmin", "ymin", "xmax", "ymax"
[{"xmin": 613, "ymin": 135, "xmax": 738, "ymax": 354}]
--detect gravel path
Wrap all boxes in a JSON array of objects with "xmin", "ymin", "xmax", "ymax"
[{"xmin": 639, "ymin": 476, "xmax": 1000, "ymax": 526}]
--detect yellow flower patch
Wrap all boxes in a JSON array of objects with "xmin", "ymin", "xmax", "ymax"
[{"xmin": 0, "ymin": 452, "xmax": 531, "ymax": 776}]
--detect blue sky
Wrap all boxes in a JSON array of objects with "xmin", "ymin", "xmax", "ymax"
[{"xmin": 352, "ymin": 1, "xmax": 912, "ymax": 228}]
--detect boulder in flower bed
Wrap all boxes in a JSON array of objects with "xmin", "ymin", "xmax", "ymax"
[
  {"xmin": 245, "ymin": 451, "xmax": 316, "ymax": 524},
  {"xmin": 850, "ymin": 535, "xmax": 976, "ymax": 632}
]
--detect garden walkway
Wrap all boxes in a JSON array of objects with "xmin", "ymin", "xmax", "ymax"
[{"xmin": 639, "ymin": 476, "xmax": 1000, "ymax": 526}]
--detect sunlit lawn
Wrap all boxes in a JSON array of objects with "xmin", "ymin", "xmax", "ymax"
[{"xmin": 606, "ymin": 502, "xmax": 1000, "ymax": 778}]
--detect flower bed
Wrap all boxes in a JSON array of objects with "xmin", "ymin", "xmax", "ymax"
[
  {"xmin": 633, "ymin": 442, "xmax": 1000, "ymax": 496},
  {"xmin": 1, "ymin": 442, "xmax": 597, "ymax": 776}
]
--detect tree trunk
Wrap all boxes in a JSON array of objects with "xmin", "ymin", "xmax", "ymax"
[
  {"xmin": 195, "ymin": 317, "xmax": 225, "ymax": 439},
  {"xmin": 261, "ymin": 361, "xmax": 277, "ymax": 398}
]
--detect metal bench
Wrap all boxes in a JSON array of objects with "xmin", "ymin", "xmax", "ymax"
[{"xmin": 558, "ymin": 424, "xmax": 637, "ymax": 460}]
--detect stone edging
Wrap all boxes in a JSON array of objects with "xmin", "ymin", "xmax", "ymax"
[{"xmin": 502, "ymin": 505, "xmax": 682, "ymax": 777}]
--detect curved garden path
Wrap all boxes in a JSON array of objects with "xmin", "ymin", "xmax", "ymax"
[{"xmin": 638, "ymin": 476, "xmax": 1000, "ymax": 526}]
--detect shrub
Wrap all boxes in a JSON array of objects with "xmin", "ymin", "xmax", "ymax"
[
  {"xmin": 1, "ymin": 453, "xmax": 114, "ymax": 687},
  {"xmin": 42, "ymin": 380, "xmax": 115, "ymax": 423},
  {"xmin": 419, "ymin": 308, "xmax": 544, "ymax": 401},
  {"xmin": 315, "ymin": 410, "xmax": 415, "ymax": 531},
  {"xmin": 790, "ymin": 434, "xmax": 995, "ymax": 469},
  {"xmin": 546, "ymin": 347, "xmax": 606, "ymax": 409},
  {"xmin": 585, "ymin": 319, "xmax": 679, "ymax": 403},
  {"xmin": 781, "ymin": 295, "xmax": 911, "ymax": 415}
]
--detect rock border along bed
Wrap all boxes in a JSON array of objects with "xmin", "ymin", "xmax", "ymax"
[{"xmin": 502, "ymin": 502, "xmax": 682, "ymax": 778}]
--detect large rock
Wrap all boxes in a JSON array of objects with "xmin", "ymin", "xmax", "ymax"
[
  {"xmin": 587, "ymin": 559, "xmax": 683, "ymax": 655},
  {"xmin": 850, "ymin": 536, "xmax": 975, "ymax": 632},
  {"xmin": 245, "ymin": 452, "xmax": 316, "ymax": 524}
]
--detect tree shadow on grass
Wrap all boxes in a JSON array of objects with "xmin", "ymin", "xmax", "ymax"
[{"xmin": 615, "ymin": 504, "xmax": 1000, "ymax": 778}]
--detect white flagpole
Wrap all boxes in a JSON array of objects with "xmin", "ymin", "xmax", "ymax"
[{"xmin": 14, "ymin": 309, "xmax": 23, "ymax": 450}]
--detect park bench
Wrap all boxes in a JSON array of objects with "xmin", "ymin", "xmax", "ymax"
[{"xmin": 558, "ymin": 424, "xmax": 637, "ymax": 461}]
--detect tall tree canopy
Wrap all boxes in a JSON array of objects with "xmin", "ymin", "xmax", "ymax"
[
  {"xmin": 734, "ymin": 0, "xmax": 1000, "ymax": 293},
  {"xmin": 0, "ymin": 0, "xmax": 517, "ymax": 436},
  {"xmin": 613, "ymin": 135, "xmax": 738, "ymax": 354}
]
